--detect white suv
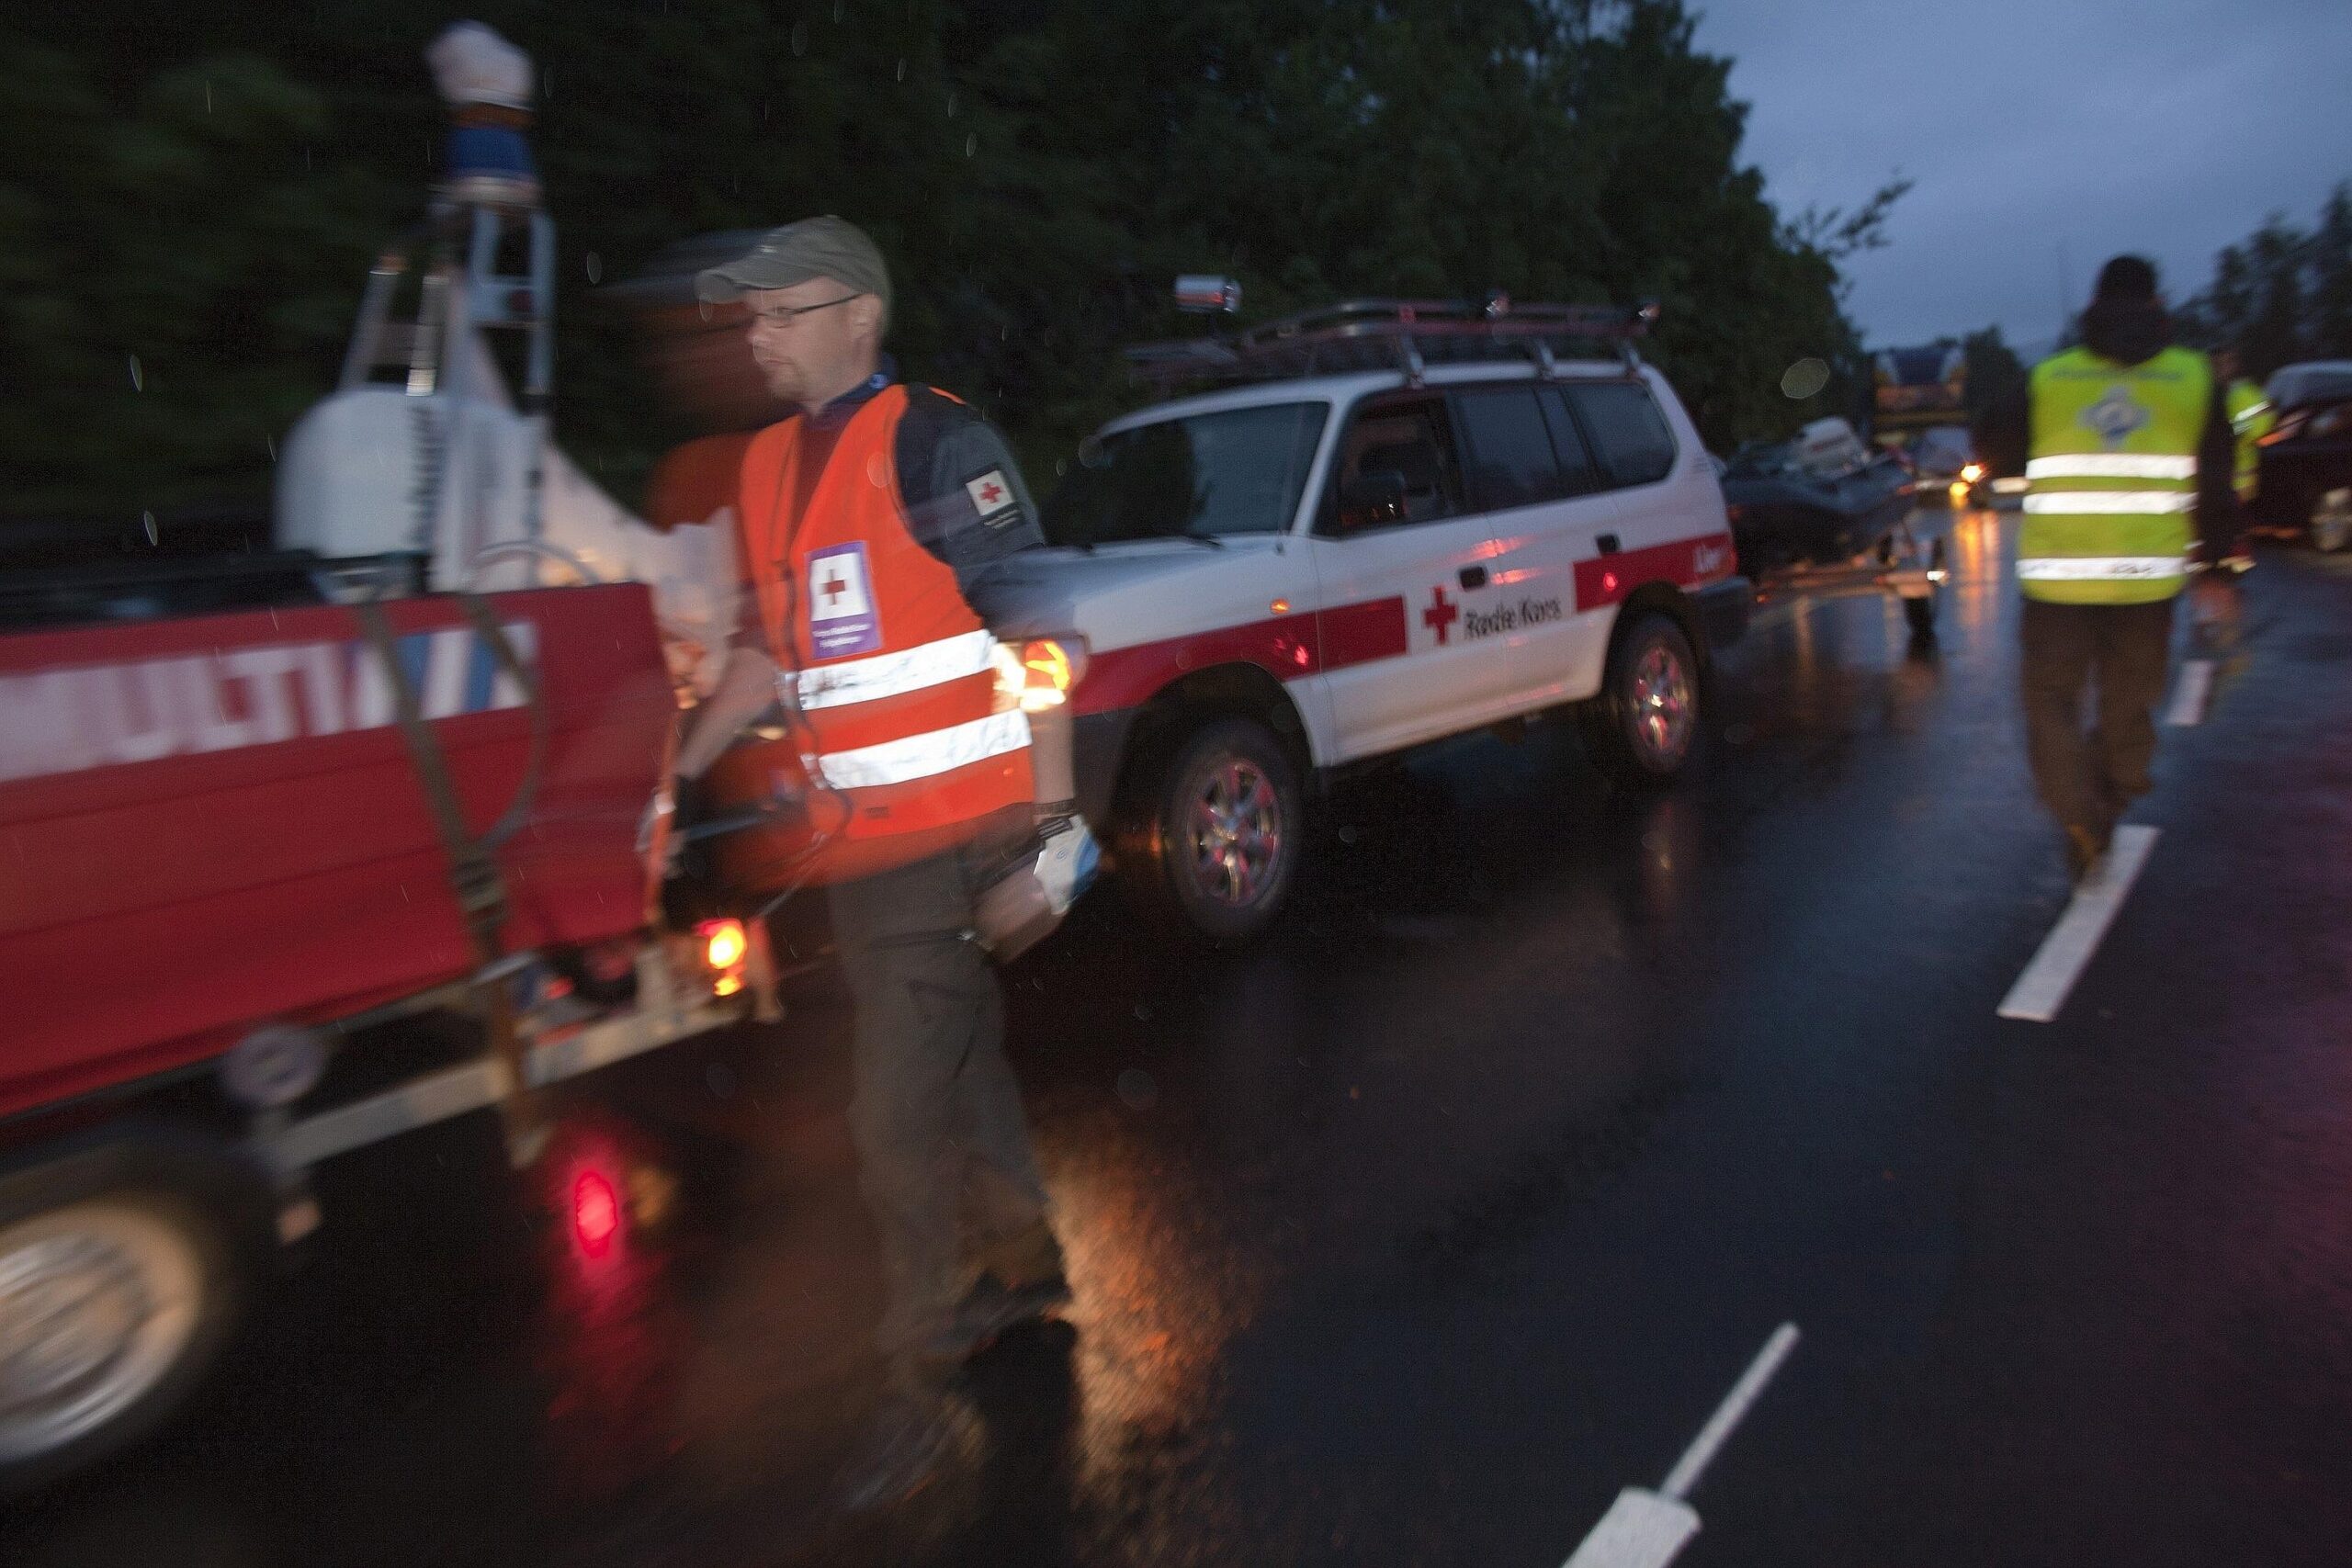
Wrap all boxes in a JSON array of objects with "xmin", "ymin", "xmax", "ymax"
[{"xmin": 990, "ymin": 301, "xmax": 1748, "ymax": 941}]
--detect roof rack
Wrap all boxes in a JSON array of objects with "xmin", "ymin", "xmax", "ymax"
[{"xmin": 1124, "ymin": 297, "xmax": 1657, "ymax": 393}]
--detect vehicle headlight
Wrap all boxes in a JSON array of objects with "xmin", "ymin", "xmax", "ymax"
[{"xmin": 995, "ymin": 636, "xmax": 1091, "ymax": 713}]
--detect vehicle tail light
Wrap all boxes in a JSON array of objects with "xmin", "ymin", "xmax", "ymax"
[{"xmin": 697, "ymin": 918, "xmax": 749, "ymax": 998}]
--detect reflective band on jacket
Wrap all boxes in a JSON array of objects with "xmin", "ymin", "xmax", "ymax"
[
  {"xmin": 2232, "ymin": 400, "xmax": 2271, "ymax": 430},
  {"xmin": 2025, "ymin": 455, "xmax": 2198, "ymax": 481},
  {"xmin": 796, "ymin": 629, "xmax": 999, "ymax": 710},
  {"xmin": 2016, "ymin": 556, "xmax": 2188, "ymax": 581},
  {"xmin": 2022, "ymin": 491, "xmax": 2195, "ymax": 514},
  {"xmin": 813, "ymin": 708, "xmax": 1031, "ymax": 789}
]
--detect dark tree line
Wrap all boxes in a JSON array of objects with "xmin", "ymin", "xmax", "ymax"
[
  {"xmin": 4, "ymin": 1, "xmax": 1901, "ymax": 526},
  {"xmin": 2177, "ymin": 182, "xmax": 2352, "ymax": 378}
]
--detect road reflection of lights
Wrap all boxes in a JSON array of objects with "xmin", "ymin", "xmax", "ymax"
[
  {"xmin": 533, "ymin": 1120, "xmax": 686, "ymax": 1501},
  {"xmin": 1637, "ymin": 800, "xmax": 1693, "ymax": 919},
  {"xmin": 1034, "ymin": 1109, "xmax": 1266, "ymax": 1523}
]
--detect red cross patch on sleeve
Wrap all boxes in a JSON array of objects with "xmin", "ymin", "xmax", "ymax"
[{"xmin": 965, "ymin": 469, "xmax": 1019, "ymax": 522}]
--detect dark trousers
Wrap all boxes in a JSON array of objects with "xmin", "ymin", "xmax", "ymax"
[
  {"xmin": 825, "ymin": 850, "xmax": 1051, "ymax": 1365},
  {"xmin": 2018, "ymin": 597, "xmax": 2177, "ymax": 834}
]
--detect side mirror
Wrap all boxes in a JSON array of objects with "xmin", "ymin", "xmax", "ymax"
[{"xmin": 1337, "ymin": 470, "xmax": 1408, "ymax": 533}]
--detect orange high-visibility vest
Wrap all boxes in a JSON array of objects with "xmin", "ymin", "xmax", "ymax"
[{"xmin": 707, "ymin": 385, "xmax": 1033, "ymax": 886}]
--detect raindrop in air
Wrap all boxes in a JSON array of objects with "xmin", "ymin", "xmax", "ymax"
[
  {"xmin": 792, "ymin": 19, "xmax": 808, "ymax": 54},
  {"xmin": 128, "ymin": 355, "xmax": 144, "ymax": 392},
  {"xmin": 832, "ymin": 0, "xmax": 843, "ymax": 18},
  {"xmin": 266, "ymin": 434, "xmax": 277, "ymax": 461},
  {"xmin": 585, "ymin": 252, "xmax": 602, "ymax": 283},
  {"xmin": 1781, "ymin": 356, "xmax": 1830, "ymax": 400},
  {"xmin": 1115, "ymin": 1069, "xmax": 1159, "ymax": 1110},
  {"xmin": 945, "ymin": 92, "xmax": 957, "ymax": 118},
  {"xmin": 897, "ymin": 57, "xmax": 906, "ymax": 81},
  {"xmin": 142, "ymin": 512, "xmax": 158, "ymax": 546},
  {"xmin": 966, "ymin": 133, "xmax": 978, "ymax": 158},
  {"xmin": 204, "ymin": 81, "xmax": 213, "ymax": 113}
]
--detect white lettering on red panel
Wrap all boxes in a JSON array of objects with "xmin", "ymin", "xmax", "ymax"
[{"xmin": 0, "ymin": 621, "xmax": 537, "ymax": 784}]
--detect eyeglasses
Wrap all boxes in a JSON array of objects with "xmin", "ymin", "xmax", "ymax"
[{"xmin": 748, "ymin": 293, "xmax": 864, "ymax": 328}]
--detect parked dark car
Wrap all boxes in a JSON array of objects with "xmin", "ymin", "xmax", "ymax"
[
  {"xmin": 1717, "ymin": 427, "xmax": 1919, "ymax": 575},
  {"xmin": 2255, "ymin": 361, "xmax": 2352, "ymax": 551}
]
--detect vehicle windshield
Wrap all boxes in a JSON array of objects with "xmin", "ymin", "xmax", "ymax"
[{"xmin": 1044, "ymin": 401, "xmax": 1328, "ymax": 547}]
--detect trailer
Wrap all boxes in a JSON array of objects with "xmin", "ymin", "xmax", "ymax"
[
  {"xmin": 1718, "ymin": 415, "xmax": 1950, "ymax": 642},
  {"xmin": 0, "ymin": 569, "xmax": 763, "ymax": 1491},
  {"xmin": 0, "ymin": 23, "xmax": 768, "ymax": 1493}
]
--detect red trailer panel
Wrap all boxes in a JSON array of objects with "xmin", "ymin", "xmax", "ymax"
[{"xmin": 0, "ymin": 584, "xmax": 676, "ymax": 1120}]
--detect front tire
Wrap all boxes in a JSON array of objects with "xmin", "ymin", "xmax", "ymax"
[
  {"xmin": 1116, "ymin": 716, "xmax": 1302, "ymax": 944},
  {"xmin": 1580, "ymin": 612, "xmax": 1702, "ymax": 784}
]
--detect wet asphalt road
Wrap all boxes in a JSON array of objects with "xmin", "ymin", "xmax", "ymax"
[{"xmin": 12, "ymin": 506, "xmax": 2352, "ymax": 1566}]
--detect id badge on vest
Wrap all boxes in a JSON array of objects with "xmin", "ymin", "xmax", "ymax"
[{"xmin": 805, "ymin": 541, "xmax": 883, "ymax": 659}]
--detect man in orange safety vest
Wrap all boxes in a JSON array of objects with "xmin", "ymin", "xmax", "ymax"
[{"xmin": 696, "ymin": 217, "xmax": 1066, "ymax": 1505}]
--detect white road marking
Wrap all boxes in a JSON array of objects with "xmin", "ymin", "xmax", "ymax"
[
  {"xmin": 2164, "ymin": 659, "xmax": 2213, "ymax": 727},
  {"xmin": 1996, "ymin": 825, "xmax": 2160, "ymax": 1023},
  {"xmin": 1659, "ymin": 1322, "xmax": 1802, "ymax": 1500},
  {"xmin": 1561, "ymin": 1324, "xmax": 1802, "ymax": 1568}
]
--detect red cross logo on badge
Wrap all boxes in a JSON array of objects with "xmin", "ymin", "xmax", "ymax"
[
  {"xmin": 967, "ymin": 469, "xmax": 1016, "ymax": 519},
  {"xmin": 1423, "ymin": 585, "xmax": 1459, "ymax": 645}
]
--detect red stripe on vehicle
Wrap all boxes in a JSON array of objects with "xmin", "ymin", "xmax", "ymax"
[
  {"xmin": 1317, "ymin": 595, "xmax": 1409, "ymax": 671},
  {"xmin": 1573, "ymin": 531, "xmax": 1736, "ymax": 611},
  {"xmin": 1069, "ymin": 595, "xmax": 1408, "ymax": 716}
]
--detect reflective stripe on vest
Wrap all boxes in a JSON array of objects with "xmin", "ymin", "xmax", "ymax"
[
  {"xmin": 2022, "ymin": 344, "xmax": 2210, "ymax": 604},
  {"xmin": 795, "ymin": 628, "xmax": 1000, "ymax": 710},
  {"xmin": 2017, "ymin": 556, "xmax": 2189, "ymax": 581},
  {"xmin": 2025, "ymin": 455, "xmax": 2198, "ymax": 481},
  {"xmin": 2022, "ymin": 491, "xmax": 2194, "ymax": 514},
  {"xmin": 812, "ymin": 709, "xmax": 1031, "ymax": 789},
  {"xmin": 718, "ymin": 386, "xmax": 1035, "ymax": 886}
]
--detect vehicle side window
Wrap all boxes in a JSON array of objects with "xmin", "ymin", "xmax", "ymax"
[
  {"xmin": 1563, "ymin": 381, "xmax": 1678, "ymax": 489},
  {"xmin": 1453, "ymin": 387, "xmax": 1568, "ymax": 512},
  {"xmin": 1536, "ymin": 389, "xmax": 1605, "ymax": 497},
  {"xmin": 1324, "ymin": 397, "xmax": 1465, "ymax": 531}
]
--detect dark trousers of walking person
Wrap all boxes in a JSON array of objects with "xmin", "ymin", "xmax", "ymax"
[
  {"xmin": 2018, "ymin": 597, "xmax": 2177, "ymax": 854},
  {"xmin": 825, "ymin": 849, "xmax": 1055, "ymax": 1378}
]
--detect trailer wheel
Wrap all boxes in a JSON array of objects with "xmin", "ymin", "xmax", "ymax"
[{"xmin": 0, "ymin": 1155, "xmax": 250, "ymax": 1495}]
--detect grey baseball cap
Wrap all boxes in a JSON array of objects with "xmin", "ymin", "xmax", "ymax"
[{"xmin": 694, "ymin": 215, "xmax": 892, "ymax": 312}]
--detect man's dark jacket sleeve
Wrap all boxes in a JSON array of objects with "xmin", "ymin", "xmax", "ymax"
[{"xmin": 894, "ymin": 388, "xmax": 1046, "ymax": 626}]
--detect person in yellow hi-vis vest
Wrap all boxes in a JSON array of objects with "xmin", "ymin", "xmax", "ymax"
[
  {"xmin": 2016, "ymin": 256, "xmax": 2241, "ymax": 882},
  {"xmin": 2213, "ymin": 346, "xmax": 2276, "ymax": 513}
]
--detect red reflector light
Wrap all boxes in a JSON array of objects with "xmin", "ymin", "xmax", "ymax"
[{"xmin": 572, "ymin": 1168, "xmax": 621, "ymax": 1257}]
